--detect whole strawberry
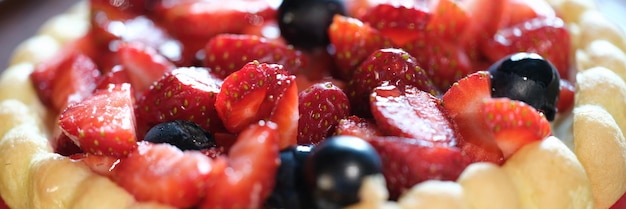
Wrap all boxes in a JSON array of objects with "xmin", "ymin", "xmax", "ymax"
[
  {"xmin": 135, "ymin": 67, "xmax": 225, "ymax": 139},
  {"xmin": 297, "ymin": 82, "xmax": 350, "ymax": 145},
  {"xmin": 348, "ymin": 48, "xmax": 439, "ymax": 116},
  {"xmin": 204, "ymin": 34, "xmax": 307, "ymax": 79}
]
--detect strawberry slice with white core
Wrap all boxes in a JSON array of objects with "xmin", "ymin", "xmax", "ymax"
[{"xmin": 442, "ymin": 71, "xmax": 504, "ymax": 164}]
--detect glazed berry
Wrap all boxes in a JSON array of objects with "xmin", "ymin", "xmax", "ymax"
[
  {"xmin": 488, "ymin": 52, "xmax": 560, "ymax": 121},
  {"xmin": 143, "ymin": 120, "xmax": 216, "ymax": 151},
  {"xmin": 305, "ymin": 136, "xmax": 382, "ymax": 209},
  {"xmin": 265, "ymin": 145, "xmax": 314, "ymax": 209},
  {"xmin": 278, "ymin": 0, "xmax": 346, "ymax": 50}
]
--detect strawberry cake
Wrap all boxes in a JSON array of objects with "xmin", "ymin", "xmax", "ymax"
[{"xmin": 1, "ymin": 0, "xmax": 626, "ymax": 208}]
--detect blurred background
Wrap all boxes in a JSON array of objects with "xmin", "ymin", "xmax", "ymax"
[
  {"xmin": 0, "ymin": 0, "xmax": 80, "ymax": 69},
  {"xmin": 0, "ymin": 0, "xmax": 624, "ymax": 70}
]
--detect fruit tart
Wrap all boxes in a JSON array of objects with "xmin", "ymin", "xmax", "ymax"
[{"xmin": 1, "ymin": 0, "xmax": 626, "ymax": 208}]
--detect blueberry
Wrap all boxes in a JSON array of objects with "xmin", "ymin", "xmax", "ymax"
[
  {"xmin": 488, "ymin": 52, "xmax": 560, "ymax": 121},
  {"xmin": 265, "ymin": 145, "xmax": 315, "ymax": 209},
  {"xmin": 143, "ymin": 120, "xmax": 216, "ymax": 151},
  {"xmin": 278, "ymin": 0, "xmax": 346, "ymax": 50},
  {"xmin": 305, "ymin": 136, "xmax": 382, "ymax": 209}
]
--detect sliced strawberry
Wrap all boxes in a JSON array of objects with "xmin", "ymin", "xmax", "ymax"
[
  {"xmin": 75, "ymin": 152, "xmax": 120, "ymax": 178},
  {"xmin": 200, "ymin": 121, "xmax": 280, "ymax": 209},
  {"xmin": 0, "ymin": 195, "xmax": 9, "ymax": 209},
  {"xmin": 557, "ymin": 79, "xmax": 575, "ymax": 113},
  {"xmin": 159, "ymin": 0, "xmax": 276, "ymax": 39},
  {"xmin": 611, "ymin": 191, "xmax": 626, "ymax": 209},
  {"xmin": 369, "ymin": 136, "xmax": 468, "ymax": 199},
  {"xmin": 370, "ymin": 83, "xmax": 458, "ymax": 146},
  {"xmin": 90, "ymin": 0, "xmax": 150, "ymax": 14},
  {"xmin": 348, "ymin": 48, "xmax": 439, "ymax": 116},
  {"xmin": 458, "ymin": 0, "xmax": 506, "ymax": 61},
  {"xmin": 483, "ymin": 17, "xmax": 572, "ymax": 80},
  {"xmin": 59, "ymin": 84, "xmax": 137, "ymax": 157},
  {"xmin": 89, "ymin": 0, "xmax": 187, "ymax": 66},
  {"xmin": 96, "ymin": 65, "xmax": 132, "ymax": 90},
  {"xmin": 135, "ymin": 67, "xmax": 225, "ymax": 139},
  {"xmin": 200, "ymin": 147, "xmax": 227, "ymax": 159},
  {"xmin": 345, "ymin": 0, "xmax": 375, "ymax": 18},
  {"xmin": 360, "ymin": 3, "xmax": 431, "ymax": 45},
  {"xmin": 425, "ymin": 0, "xmax": 469, "ymax": 41},
  {"xmin": 442, "ymin": 71, "xmax": 504, "ymax": 164},
  {"xmin": 114, "ymin": 142, "xmax": 227, "ymax": 208},
  {"xmin": 482, "ymin": 98, "xmax": 551, "ymax": 158},
  {"xmin": 403, "ymin": 33, "xmax": 473, "ymax": 91},
  {"xmin": 460, "ymin": 141, "xmax": 505, "ymax": 166},
  {"xmin": 117, "ymin": 42, "xmax": 176, "ymax": 95},
  {"xmin": 214, "ymin": 132, "xmax": 238, "ymax": 154},
  {"xmin": 54, "ymin": 133, "xmax": 83, "ymax": 156},
  {"xmin": 334, "ymin": 115, "xmax": 382, "ymax": 141},
  {"xmin": 31, "ymin": 53, "xmax": 100, "ymax": 112},
  {"xmin": 297, "ymin": 82, "xmax": 351, "ymax": 145},
  {"xmin": 203, "ymin": 34, "xmax": 306, "ymax": 79},
  {"xmin": 241, "ymin": 19, "xmax": 285, "ymax": 44},
  {"xmin": 328, "ymin": 15, "xmax": 396, "ymax": 79},
  {"xmin": 297, "ymin": 48, "xmax": 336, "ymax": 82},
  {"xmin": 215, "ymin": 61, "xmax": 298, "ymax": 149},
  {"xmin": 269, "ymin": 75, "xmax": 300, "ymax": 150},
  {"xmin": 499, "ymin": 0, "xmax": 556, "ymax": 28},
  {"xmin": 89, "ymin": 0, "xmax": 138, "ymax": 45}
]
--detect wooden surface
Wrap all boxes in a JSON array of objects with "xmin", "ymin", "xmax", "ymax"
[{"xmin": 0, "ymin": 0, "xmax": 625, "ymax": 70}]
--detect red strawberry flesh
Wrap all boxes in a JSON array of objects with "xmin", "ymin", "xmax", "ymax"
[
  {"xmin": 59, "ymin": 83, "xmax": 137, "ymax": 157},
  {"xmin": 369, "ymin": 136, "xmax": 468, "ymax": 199},
  {"xmin": 200, "ymin": 121, "xmax": 280, "ymax": 208},
  {"xmin": 135, "ymin": 67, "xmax": 225, "ymax": 138},
  {"xmin": 297, "ymin": 81, "xmax": 351, "ymax": 145},
  {"xmin": 370, "ymin": 83, "xmax": 458, "ymax": 146},
  {"xmin": 114, "ymin": 142, "xmax": 227, "ymax": 208}
]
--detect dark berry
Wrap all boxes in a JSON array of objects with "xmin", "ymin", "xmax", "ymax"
[
  {"xmin": 488, "ymin": 52, "xmax": 560, "ymax": 121},
  {"xmin": 265, "ymin": 145, "xmax": 315, "ymax": 209},
  {"xmin": 143, "ymin": 120, "xmax": 216, "ymax": 151},
  {"xmin": 305, "ymin": 136, "xmax": 382, "ymax": 209},
  {"xmin": 278, "ymin": 0, "xmax": 346, "ymax": 50}
]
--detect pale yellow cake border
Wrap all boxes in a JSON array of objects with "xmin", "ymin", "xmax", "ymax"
[{"xmin": 0, "ymin": 1, "xmax": 625, "ymax": 208}]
